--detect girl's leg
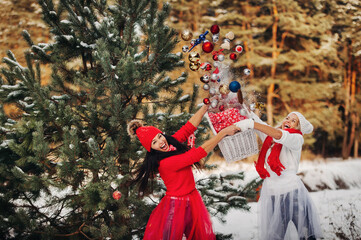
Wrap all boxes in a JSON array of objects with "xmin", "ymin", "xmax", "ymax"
[
  {"xmin": 183, "ymin": 200, "xmax": 193, "ymax": 239},
  {"xmin": 162, "ymin": 199, "xmax": 176, "ymax": 240}
]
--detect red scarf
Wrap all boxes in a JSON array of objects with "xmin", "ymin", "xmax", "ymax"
[
  {"xmin": 167, "ymin": 133, "xmax": 196, "ymax": 152},
  {"xmin": 168, "ymin": 145, "xmax": 177, "ymax": 151},
  {"xmin": 255, "ymin": 128, "xmax": 302, "ymax": 179}
]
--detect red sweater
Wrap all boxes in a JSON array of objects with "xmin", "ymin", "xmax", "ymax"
[{"xmin": 158, "ymin": 121, "xmax": 207, "ymax": 196}]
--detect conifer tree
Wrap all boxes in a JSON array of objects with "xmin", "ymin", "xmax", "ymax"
[{"xmin": 0, "ymin": 0, "xmax": 259, "ymax": 239}]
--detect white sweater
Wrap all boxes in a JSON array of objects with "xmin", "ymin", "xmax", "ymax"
[{"xmin": 250, "ymin": 111, "xmax": 304, "ymax": 174}]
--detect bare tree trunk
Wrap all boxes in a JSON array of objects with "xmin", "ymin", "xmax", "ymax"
[
  {"xmin": 342, "ymin": 44, "xmax": 352, "ymax": 159},
  {"xmin": 346, "ymin": 70, "xmax": 357, "ymax": 157},
  {"xmin": 355, "ymin": 115, "xmax": 359, "ymax": 158},
  {"xmin": 267, "ymin": 4, "xmax": 279, "ymax": 126}
]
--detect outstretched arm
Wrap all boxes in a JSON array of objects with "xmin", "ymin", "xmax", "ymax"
[
  {"xmin": 201, "ymin": 124, "xmax": 239, "ymax": 153},
  {"xmin": 188, "ymin": 104, "xmax": 209, "ymax": 128},
  {"xmin": 254, "ymin": 122, "xmax": 282, "ymax": 140},
  {"xmin": 235, "ymin": 119, "xmax": 282, "ymax": 140},
  {"xmin": 162, "ymin": 125, "xmax": 240, "ymax": 171}
]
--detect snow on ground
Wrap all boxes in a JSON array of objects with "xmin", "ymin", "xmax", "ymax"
[{"xmin": 199, "ymin": 158, "xmax": 361, "ymax": 240}]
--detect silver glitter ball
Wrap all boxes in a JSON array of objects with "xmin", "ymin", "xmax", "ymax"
[
  {"xmin": 243, "ymin": 68, "xmax": 251, "ymax": 75},
  {"xmin": 211, "ymin": 73, "xmax": 218, "ymax": 81},
  {"xmin": 218, "ymin": 54, "xmax": 225, "ymax": 62},
  {"xmin": 203, "ymin": 84, "xmax": 210, "ymax": 90},
  {"xmin": 182, "ymin": 45, "xmax": 189, "ymax": 52}
]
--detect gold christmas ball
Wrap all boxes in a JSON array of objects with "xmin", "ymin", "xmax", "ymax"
[
  {"xmin": 181, "ymin": 29, "xmax": 193, "ymax": 41},
  {"xmin": 189, "ymin": 62, "xmax": 200, "ymax": 71},
  {"xmin": 188, "ymin": 52, "xmax": 200, "ymax": 62},
  {"xmin": 219, "ymin": 84, "xmax": 230, "ymax": 95}
]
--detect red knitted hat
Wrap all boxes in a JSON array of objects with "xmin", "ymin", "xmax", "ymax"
[{"xmin": 136, "ymin": 126, "xmax": 162, "ymax": 152}]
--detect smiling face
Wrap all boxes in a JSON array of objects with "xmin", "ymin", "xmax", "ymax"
[
  {"xmin": 151, "ymin": 133, "xmax": 170, "ymax": 152},
  {"xmin": 281, "ymin": 113, "xmax": 300, "ymax": 130}
]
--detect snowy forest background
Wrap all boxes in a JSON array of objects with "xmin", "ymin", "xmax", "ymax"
[{"xmin": 0, "ymin": 0, "xmax": 360, "ymax": 239}]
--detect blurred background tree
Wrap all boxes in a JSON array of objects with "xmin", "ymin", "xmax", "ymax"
[{"xmin": 167, "ymin": 0, "xmax": 361, "ymax": 159}]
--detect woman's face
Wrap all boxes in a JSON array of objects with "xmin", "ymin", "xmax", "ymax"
[
  {"xmin": 151, "ymin": 133, "xmax": 170, "ymax": 152},
  {"xmin": 281, "ymin": 113, "xmax": 299, "ymax": 130}
]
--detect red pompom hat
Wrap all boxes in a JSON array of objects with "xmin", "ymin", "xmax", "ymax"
[{"xmin": 136, "ymin": 126, "xmax": 162, "ymax": 152}]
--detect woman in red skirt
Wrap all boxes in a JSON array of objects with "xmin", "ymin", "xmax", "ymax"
[{"xmin": 128, "ymin": 105, "xmax": 239, "ymax": 240}]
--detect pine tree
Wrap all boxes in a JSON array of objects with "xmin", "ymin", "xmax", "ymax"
[{"xmin": 0, "ymin": 0, "xmax": 259, "ymax": 239}]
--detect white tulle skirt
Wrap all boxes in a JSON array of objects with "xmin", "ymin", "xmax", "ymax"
[{"xmin": 258, "ymin": 171, "xmax": 323, "ymax": 240}]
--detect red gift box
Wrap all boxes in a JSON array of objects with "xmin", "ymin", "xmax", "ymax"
[{"xmin": 208, "ymin": 108, "xmax": 247, "ymax": 133}]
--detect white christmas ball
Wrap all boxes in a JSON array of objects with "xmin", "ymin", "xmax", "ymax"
[
  {"xmin": 182, "ymin": 45, "xmax": 189, "ymax": 52},
  {"xmin": 240, "ymin": 109, "xmax": 247, "ymax": 116},
  {"xmin": 209, "ymin": 88, "xmax": 216, "ymax": 95},
  {"xmin": 211, "ymin": 100, "xmax": 218, "ymax": 108},
  {"xmin": 203, "ymin": 84, "xmax": 210, "ymax": 90},
  {"xmin": 211, "ymin": 73, "xmax": 218, "ymax": 81},
  {"xmin": 250, "ymin": 103, "xmax": 256, "ymax": 111},
  {"xmin": 218, "ymin": 54, "xmax": 225, "ymax": 62},
  {"xmin": 243, "ymin": 68, "xmax": 251, "ymax": 75}
]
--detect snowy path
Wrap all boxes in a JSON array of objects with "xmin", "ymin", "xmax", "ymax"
[
  {"xmin": 203, "ymin": 159, "xmax": 361, "ymax": 239},
  {"xmin": 212, "ymin": 189, "xmax": 361, "ymax": 239}
]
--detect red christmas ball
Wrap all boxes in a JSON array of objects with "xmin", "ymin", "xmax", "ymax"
[
  {"xmin": 213, "ymin": 55, "xmax": 218, "ymax": 61},
  {"xmin": 219, "ymin": 105, "xmax": 225, "ymax": 111},
  {"xmin": 235, "ymin": 45, "xmax": 243, "ymax": 53},
  {"xmin": 205, "ymin": 64, "xmax": 212, "ymax": 71},
  {"xmin": 112, "ymin": 190, "xmax": 122, "ymax": 200},
  {"xmin": 202, "ymin": 42, "xmax": 214, "ymax": 53},
  {"xmin": 203, "ymin": 98, "xmax": 211, "ymax": 105},
  {"xmin": 210, "ymin": 24, "xmax": 220, "ymax": 34},
  {"xmin": 230, "ymin": 53, "xmax": 237, "ymax": 60}
]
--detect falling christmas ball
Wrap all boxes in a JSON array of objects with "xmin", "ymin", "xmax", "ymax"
[
  {"xmin": 210, "ymin": 73, "xmax": 218, "ymax": 81},
  {"xmin": 211, "ymin": 100, "xmax": 218, "ymax": 108},
  {"xmin": 219, "ymin": 84, "xmax": 230, "ymax": 95},
  {"xmin": 220, "ymin": 41, "xmax": 230, "ymax": 50},
  {"xmin": 213, "ymin": 54, "xmax": 218, "ymax": 61},
  {"xmin": 200, "ymin": 74, "xmax": 210, "ymax": 83},
  {"xmin": 181, "ymin": 29, "xmax": 193, "ymax": 41},
  {"xmin": 200, "ymin": 62, "xmax": 212, "ymax": 71},
  {"xmin": 229, "ymin": 81, "xmax": 241, "ymax": 93},
  {"xmin": 188, "ymin": 52, "xmax": 200, "ymax": 62},
  {"xmin": 202, "ymin": 41, "xmax": 214, "ymax": 53},
  {"xmin": 218, "ymin": 54, "xmax": 225, "ymax": 62},
  {"xmin": 212, "ymin": 34, "xmax": 219, "ymax": 43},
  {"xmin": 219, "ymin": 105, "xmax": 225, "ymax": 111},
  {"xmin": 235, "ymin": 45, "xmax": 243, "ymax": 53},
  {"xmin": 210, "ymin": 24, "xmax": 220, "ymax": 34},
  {"xmin": 243, "ymin": 68, "xmax": 251, "ymax": 75},
  {"xmin": 225, "ymin": 31, "xmax": 235, "ymax": 40},
  {"xmin": 209, "ymin": 88, "xmax": 216, "ymax": 95},
  {"xmin": 189, "ymin": 62, "xmax": 200, "ymax": 71},
  {"xmin": 182, "ymin": 45, "xmax": 189, "ymax": 52},
  {"xmin": 203, "ymin": 98, "xmax": 211, "ymax": 105},
  {"xmin": 203, "ymin": 84, "xmax": 210, "ymax": 90},
  {"xmin": 205, "ymin": 64, "xmax": 212, "ymax": 71},
  {"xmin": 230, "ymin": 53, "xmax": 237, "ymax": 60},
  {"xmin": 113, "ymin": 190, "xmax": 122, "ymax": 200},
  {"xmin": 250, "ymin": 103, "xmax": 256, "ymax": 111}
]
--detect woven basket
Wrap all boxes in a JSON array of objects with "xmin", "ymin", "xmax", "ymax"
[{"xmin": 206, "ymin": 112, "xmax": 259, "ymax": 163}]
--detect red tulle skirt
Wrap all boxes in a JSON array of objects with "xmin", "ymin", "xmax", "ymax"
[{"xmin": 144, "ymin": 189, "xmax": 215, "ymax": 240}]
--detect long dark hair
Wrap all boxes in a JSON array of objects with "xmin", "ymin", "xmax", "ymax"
[{"xmin": 132, "ymin": 134, "xmax": 201, "ymax": 196}]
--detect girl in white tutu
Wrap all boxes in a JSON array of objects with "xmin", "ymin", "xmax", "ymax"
[{"xmin": 235, "ymin": 111, "xmax": 323, "ymax": 240}]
